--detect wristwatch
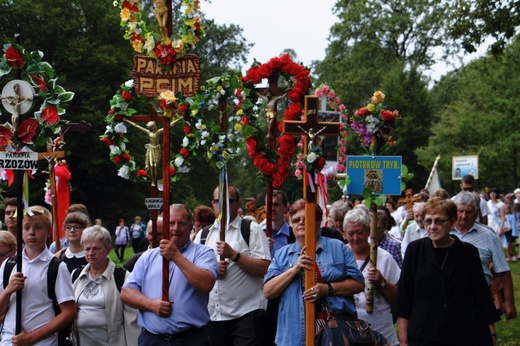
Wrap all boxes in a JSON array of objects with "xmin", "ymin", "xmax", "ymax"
[
  {"xmin": 379, "ymin": 279, "xmax": 387, "ymax": 288},
  {"xmin": 326, "ymin": 282, "xmax": 334, "ymax": 295},
  {"xmin": 232, "ymin": 252, "xmax": 241, "ymax": 262}
]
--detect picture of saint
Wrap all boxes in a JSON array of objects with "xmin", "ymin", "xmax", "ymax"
[{"xmin": 364, "ymin": 169, "xmax": 383, "ymax": 193}]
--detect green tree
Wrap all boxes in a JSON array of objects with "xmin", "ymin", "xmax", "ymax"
[{"xmin": 416, "ymin": 36, "xmax": 520, "ymax": 194}]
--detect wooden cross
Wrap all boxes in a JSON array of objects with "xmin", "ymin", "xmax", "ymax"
[
  {"xmin": 255, "ymin": 77, "xmax": 286, "ymax": 238},
  {"xmin": 282, "ymin": 95, "xmax": 339, "ymax": 346}
]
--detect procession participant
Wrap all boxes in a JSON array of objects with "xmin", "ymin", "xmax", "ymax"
[
  {"xmin": 121, "ymin": 204, "xmax": 218, "ymax": 345},
  {"xmin": 376, "ymin": 209, "xmax": 403, "ymax": 268},
  {"xmin": 452, "ymin": 191, "xmax": 517, "ymax": 320},
  {"xmin": 0, "ymin": 206, "xmax": 76, "ymax": 345},
  {"xmin": 401, "ymin": 202, "xmax": 426, "ymax": 258},
  {"xmin": 55, "ymin": 211, "xmax": 89, "ymax": 273},
  {"xmin": 194, "ymin": 185, "xmax": 271, "ymax": 346},
  {"xmin": 264, "ymin": 199, "xmax": 364, "ymax": 346},
  {"xmin": 2, "ymin": 198, "xmax": 17, "ymax": 236},
  {"xmin": 396, "ymin": 197, "xmax": 499, "ymax": 345},
  {"xmin": 344, "ymin": 208, "xmax": 400, "ymax": 345}
]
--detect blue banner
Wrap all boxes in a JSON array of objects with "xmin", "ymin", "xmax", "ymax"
[{"xmin": 346, "ymin": 156, "xmax": 402, "ymax": 196}]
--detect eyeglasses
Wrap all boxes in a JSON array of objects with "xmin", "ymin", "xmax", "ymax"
[
  {"xmin": 462, "ymin": 187, "xmax": 474, "ymax": 192},
  {"xmin": 423, "ymin": 218, "xmax": 450, "ymax": 226},
  {"xmin": 291, "ymin": 216, "xmax": 305, "ymax": 224},
  {"xmin": 65, "ymin": 225, "xmax": 84, "ymax": 231}
]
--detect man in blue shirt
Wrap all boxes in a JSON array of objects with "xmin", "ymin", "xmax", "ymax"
[{"xmin": 121, "ymin": 204, "xmax": 218, "ymax": 345}]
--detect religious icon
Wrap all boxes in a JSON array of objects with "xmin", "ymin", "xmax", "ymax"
[
  {"xmin": 364, "ymin": 169, "xmax": 383, "ymax": 193},
  {"xmin": 298, "ymin": 126, "xmax": 326, "ymax": 150},
  {"xmin": 154, "ymin": 0, "xmax": 170, "ymax": 40},
  {"xmin": 123, "ymin": 119, "xmax": 164, "ymax": 187},
  {"xmin": 256, "ymin": 91, "xmax": 287, "ymax": 142}
]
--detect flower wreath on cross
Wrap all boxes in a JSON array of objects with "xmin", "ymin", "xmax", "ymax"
[
  {"xmin": 101, "ymin": 79, "xmax": 195, "ymax": 182},
  {"xmin": 116, "ymin": 0, "xmax": 203, "ymax": 67},
  {"xmin": 239, "ymin": 54, "xmax": 310, "ymax": 188},
  {"xmin": 0, "ymin": 43, "xmax": 74, "ymax": 185},
  {"xmin": 294, "ymin": 84, "xmax": 349, "ymax": 180}
]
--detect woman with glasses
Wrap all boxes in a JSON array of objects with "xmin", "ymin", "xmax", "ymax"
[
  {"xmin": 395, "ymin": 197, "xmax": 499, "ymax": 345},
  {"xmin": 264, "ymin": 199, "xmax": 364, "ymax": 346},
  {"xmin": 72, "ymin": 226, "xmax": 139, "ymax": 345},
  {"xmin": 56, "ymin": 211, "xmax": 90, "ymax": 273}
]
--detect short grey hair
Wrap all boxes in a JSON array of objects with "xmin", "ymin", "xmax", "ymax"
[
  {"xmin": 343, "ymin": 208, "xmax": 370, "ymax": 230},
  {"xmin": 413, "ymin": 202, "xmax": 425, "ymax": 213},
  {"xmin": 453, "ymin": 191, "xmax": 480, "ymax": 212},
  {"xmin": 81, "ymin": 225, "xmax": 112, "ymax": 250}
]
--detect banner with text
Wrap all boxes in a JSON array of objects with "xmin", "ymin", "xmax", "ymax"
[{"xmin": 347, "ymin": 156, "xmax": 402, "ymax": 195}]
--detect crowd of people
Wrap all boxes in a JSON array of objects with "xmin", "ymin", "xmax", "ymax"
[{"xmin": 0, "ymin": 174, "xmax": 517, "ymax": 345}]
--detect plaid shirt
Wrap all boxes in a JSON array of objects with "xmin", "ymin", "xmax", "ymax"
[{"xmin": 379, "ymin": 235, "xmax": 403, "ymax": 268}]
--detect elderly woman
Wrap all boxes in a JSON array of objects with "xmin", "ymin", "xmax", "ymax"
[
  {"xmin": 56, "ymin": 211, "xmax": 90, "ymax": 273},
  {"xmin": 344, "ymin": 208, "xmax": 400, "ymax": 345},
  {"xmin": 395, "ymin": 197, "xmax": 499, "ymax": 345},
  {"xmin": 72, "ymin": 226, "xmax": 139, "ymax": 346},
  {"xmin": 264, "ymin": 199, "xmax": 364, "ymax": 346}
]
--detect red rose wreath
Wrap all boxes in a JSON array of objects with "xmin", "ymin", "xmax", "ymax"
[{"xmin": 240, "ymin": 54, "xmax": 310, "ymax": 188}]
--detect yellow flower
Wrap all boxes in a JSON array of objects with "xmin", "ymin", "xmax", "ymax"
[
  {"xmin": 191, "ymin": 109, "xmax": 199, "ymax": 116},
  {"xmin": 120, "ymin": 8, "xmax": 131, "ymax": 22},
  {"xmin": 163, "ymin": 37, "xmax": 172, "ymax": 45},
  {"xmin": 234, "ymin": 123, "xmax": 242, "ymax": 132},
  {"xmin": 216, "ymin": 86, "xmax": 223, "ymax": 92},
  {"xmin": 131, "ymin": 40, "xmax": 143, "ymax": 53},
  {"xmin": 160, "ymin": 90, "xmax": 176, "ymax": 103},
  {"xmin": 172, "ymin": 39, "xmax": 184, "ymax": 52},
  {"xmin": 199, "ymin": 124, "xmax": 206, "ymax": 130},
  {"xmin": 371, "ymin": 91, "xmax": 385, "ymax": 104},
  {"xmin": 366, "ymin": 103, "xmax": 375, "ymax": 113},
  {"xmin": 236, "ymin": 109, "xmax": 244, "ymax": 116}
]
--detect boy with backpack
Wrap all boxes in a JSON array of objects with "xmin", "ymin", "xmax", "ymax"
[{"xmin": 0, "ymin": 206, "xmax": 76, "ymax": 345}]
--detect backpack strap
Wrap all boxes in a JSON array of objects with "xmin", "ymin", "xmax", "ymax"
[
  {"xmin": 240, "ymin": 218, "xmax": 252, "ymax": 247},
  {"xmin": 200, "ymin": 225, "xmax": 212, "ymax": 245},
  {"xmin": 71, "ymin": 266, "xmax": 84, "ymax": 283},
  {"xmin": 113, "ymin": 266, "xmax": 127, "ymax": 292},
  {"xmin": 47, "ymin": 257, "xmax": 62, "ymax": 315},
  {"xmin": 201, "ymin": 219, "xmax": 253, "ymax": 247},
  {"xmin": 2, "ymin": 255, "xmax": 17, "ymax": 289}
]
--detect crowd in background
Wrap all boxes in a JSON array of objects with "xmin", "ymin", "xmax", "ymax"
[{"xmin": 0, "ymin": 173, "xmax": 516, "ymax": 345}]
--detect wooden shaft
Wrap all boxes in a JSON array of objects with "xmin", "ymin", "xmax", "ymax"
[
  {"xmin": 219, "ymin": 180, "xmax": 228, "ymax": 261},
  {"xmin": 366, "ymin": 203, "xmax": 379, "ymax": 313},
  {"xmin": 304, "ymin": 202, "xmax": 316, "ymax": 346},
  {"xmin": 162, "ymin": 116, "xmax": 171, "ymax": 301}
]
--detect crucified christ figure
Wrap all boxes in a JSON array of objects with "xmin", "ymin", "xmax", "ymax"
[
  {"xmin": 298, "ymin": 126, "xmax": 326, "ymax": 150},
  {"xmin": 256, "ymin": 91, "xmax": 287, "ymax": 142},
  {"xmin": 124, "ymin": 120, "xmax": 164, "ymax": 187},
  {"xmin": 154, "ymin": 0, "xmax": 170, "ymax": 40}
]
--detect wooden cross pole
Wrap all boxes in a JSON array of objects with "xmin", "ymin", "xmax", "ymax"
[
  {"xmin": 255, "ymin": 77, "xmax": 286, "ymax": 238},
  {"xmin": 216, "ymin": 99, "xmax": 229, "ymax": 260},
  {"xmin": 283, "ymin": 95, "xmax": 339, "ymax": 346}
]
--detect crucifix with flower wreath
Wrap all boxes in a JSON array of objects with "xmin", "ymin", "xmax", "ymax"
[
  {"xmin": 0, "ymin": 35, "xmax": 75, "ymax": 335},
  {"xmin": 283, "ymin": 95, "xmax": 340, "ymax": 346}
]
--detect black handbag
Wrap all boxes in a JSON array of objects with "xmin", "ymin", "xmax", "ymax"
[{"xmin": 315, "ymin": 300, "xmax": 388, "ymax": 346}]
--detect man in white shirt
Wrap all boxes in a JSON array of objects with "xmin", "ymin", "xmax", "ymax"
[{"xmin": 194, "ymin": 185, "xmax": 271, "ymax": 345}]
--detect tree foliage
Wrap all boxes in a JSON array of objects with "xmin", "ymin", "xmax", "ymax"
[{"xmin": 416, "ymin": 36, "xmax": 520, "ymax": 194}]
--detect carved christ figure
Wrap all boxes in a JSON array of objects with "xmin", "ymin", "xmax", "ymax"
[
  {"xmin": 124, "ymin": 119, "xmax": 164, "ymax": 186},
  {"xmin": 256, "ymin": 91, "xmax": 287, "ymax": 142},
  {"xmin": 298, "ymin": 126, "xmax": 326, "ymax": 150},
  {"xmin": 154, "ymin": 0, "xmax": 170, "ymax": 40}
]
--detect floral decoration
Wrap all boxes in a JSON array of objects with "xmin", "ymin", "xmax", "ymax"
[
  {"xmin": 0, "ymin": 43, "xmax": 74, "ymax": 149},
  {"xmin": 115, "ymin": 0, "xmax": 204, "ymax": 67},
  {"xmin": 294, "ymin": 84, "xmax": 348, "ymax": 179},
  {"xmin": 240, "ymin": 54, "xmax": 310, "ymax": 188},
  {"xmin": 101, "ymin": 79, "xmax": 191, "ymax": 182},
  {"xmin": 349, "ymin": 90, "xmax": 399, "ymax": 155}
]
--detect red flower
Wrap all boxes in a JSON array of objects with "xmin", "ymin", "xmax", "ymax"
[
  {"xmin": 183, "ymin": 126, "xmax": 191, "ymax": 134},
  {"xmin": 169, "ymin": 166, "xmax": 176, "ymax": 176},
  {"xmin": 108, "ymin": 110, "xmax": 115, "ymax": 115},
  {"xmin": 179, "ymin": 104, "xmax": 189, "ymax": 113},
  {"xmin": 158, "ymin": 99, "xmax": 168, "ymax": 111},
  {"xmin": 5, "ymin": 46, "xmax": 24, "ymax": 69},
  {"xmin": 29, "ymin": 75, "xmax": 48, "ymax": 92},
  {"xmin": 112, "ymin": 156, "xmax": 122, "ymax": 163},
  {"xmin": 154, "ymin": 42, "xmax": 176, "ymax": 65},
  {"xmin": 102, "ymin": 136, "xmax": 113, "ymax": 146},
  {"xmin": 121, "ymin": 90, "xmax": 132, "ymax": 102},
  {"xmin": 241, "ymin": 116, "xmax": 249, "ymax": 125},
  {"xmin": 180, "ymin": 148, "xmax": 189, "ymax": 158},
  {"xmin": 0, "ymin": 126, "xmax": 12, "ymax": 147},
  {"xmin": 122, "ymin": 0, "xmax": 138, "ymax": 12},
  {"xmin": 113, "ymin": 114, "xmax": 123, "ymax": 122},
  {"xmin": 41, "ymin": 106, "xmax": 59, "ymax": 125},
  {"xmin": 381, "ymin": 110, "xmax": 395, "ymax": 122},
  {"xmin": 355, "ymin": 108, "xmax": 369, "ymax": 117},
  {"xmin": 17, "ymin": 118, "xmax": 38, "ymax": 143},
  {"xmin": 137, "ymin": 169, "xmax": 148, "ymax": 177},
  {"xmin": 122, "ymin": 153, "xmax": 132, "ymax": 161}
]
